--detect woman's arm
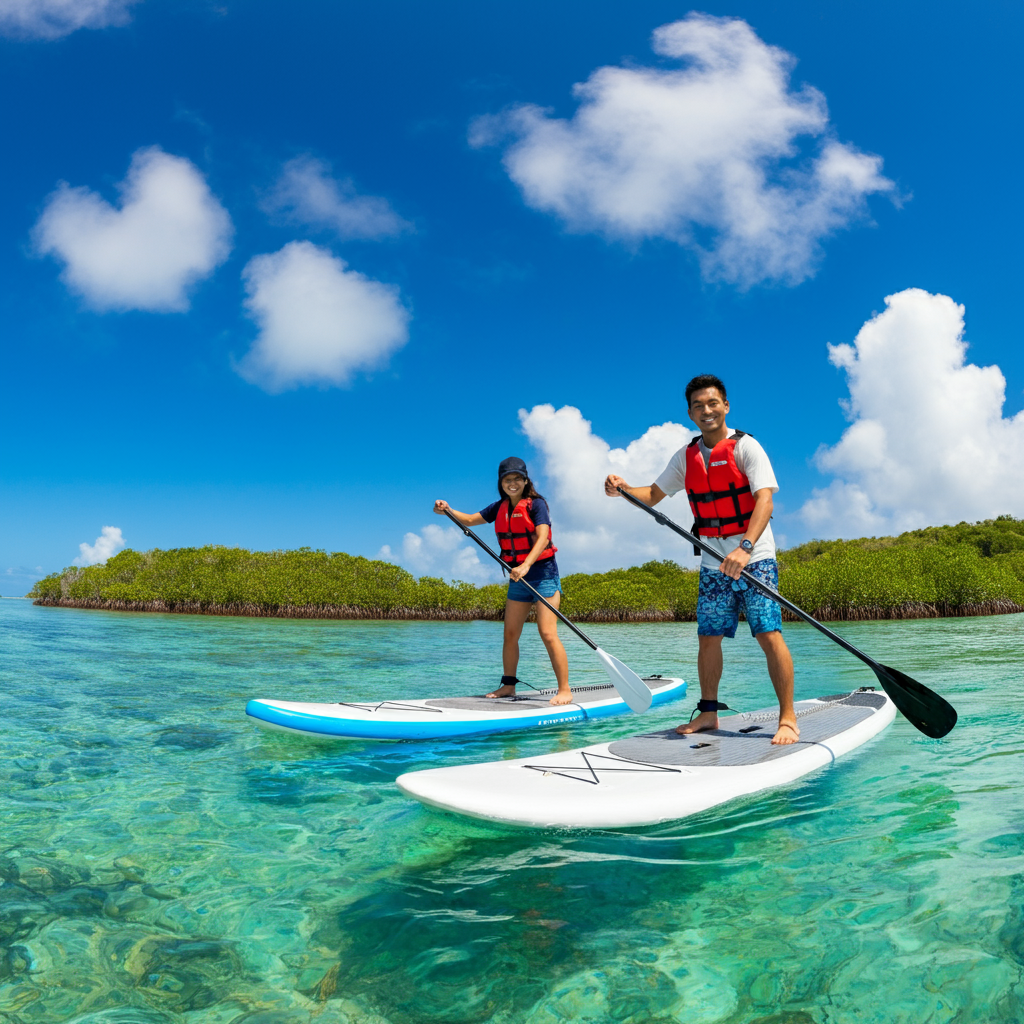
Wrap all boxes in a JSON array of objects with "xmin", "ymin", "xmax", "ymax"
[
  {"xmin": 433, "ymin": 499, "xmax": 486, "ymax": 527},
  {"xmin": 508, "ymin": 524, "xmax": 550, "ymax": 582}
]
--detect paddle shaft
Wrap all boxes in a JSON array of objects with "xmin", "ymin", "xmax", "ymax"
[
  {"xmin": 616, "ymin": 487, "xmax": 882, "ymax": 671},
  {"xmin": 441, "ymin": 508, "xmax": 598, "ymax": 652}
]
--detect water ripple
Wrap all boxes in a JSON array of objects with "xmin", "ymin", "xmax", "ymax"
[{"xmin": 2, "ymin": 602, "xmax": 1022, "ymax": 1022}]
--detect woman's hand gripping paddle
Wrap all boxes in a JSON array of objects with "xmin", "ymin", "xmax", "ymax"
[
  {"xmin": 616, "ymin": 487, "xmax": 957, "ymax": 738},
  {"xmin": 441, "ymin": 508, "xmax": 652, "ymax": 713}
]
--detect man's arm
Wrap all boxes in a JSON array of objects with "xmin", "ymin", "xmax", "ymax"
[
  {"xmin": 604, "ymin": 475, "xmax": 668, "ymax": 506},
  {"xmin": 718, "ymin": 487, "xmax": 773, "ymax": 579}
]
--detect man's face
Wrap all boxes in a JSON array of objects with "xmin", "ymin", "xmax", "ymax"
[{"xmin": 687, "ymin": 387, "xmax": 729, "ymax": 434}]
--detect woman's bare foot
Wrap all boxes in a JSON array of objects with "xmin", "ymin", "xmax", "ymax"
[
  {"xmin": 675, "ymin": 710, "xmax": 719, "ymax": 735},
  {"xmin": 549, "ymin": 689, "xmax": 573, "ymax": 706},
  {"xmin": 771, "ymin": 719, "xmax": 799, "ymax": 745},
  {"xmin": 485, "ymin": 684, "xmax": 516, "ymax": 699}
]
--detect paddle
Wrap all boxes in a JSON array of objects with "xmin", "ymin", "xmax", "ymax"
[
  {"xmin": 615, "ymin": 487, "xmax": 958, "ymax": 738},
  {"xmin": 441, "ymin": 507, "xmax": 652, "ymax": 713}
]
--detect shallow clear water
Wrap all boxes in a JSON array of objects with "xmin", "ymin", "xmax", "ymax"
[{"xmin": 1, "ymin": 599, "xmax": 1022, "ymax": 1024}]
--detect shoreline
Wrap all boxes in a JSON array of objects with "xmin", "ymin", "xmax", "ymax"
[{"xmin": 32, "ymin": 596, "xmax": 1024, "ymax": 623}]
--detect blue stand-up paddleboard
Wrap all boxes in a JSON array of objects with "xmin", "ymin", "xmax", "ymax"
[
  {"xmin": 397, "ymin": 688, "xmax": 896, "ymax": 827},
  {"xmin": 246, "ymin": 675, "xmax": 686, "ymax": 740}
]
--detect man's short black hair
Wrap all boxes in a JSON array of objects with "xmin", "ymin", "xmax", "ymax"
[{"xmin": 685, "ymin": 374, "xmax": 727, "ymax": 405}]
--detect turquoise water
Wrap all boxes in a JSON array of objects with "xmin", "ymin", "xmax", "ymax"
[{"xmin": 1, "ymin": 599, "xmax": 1022, "ymax": 1024}]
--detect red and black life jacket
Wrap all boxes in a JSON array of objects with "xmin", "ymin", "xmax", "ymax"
[
  {"xmin": 495, "ymin": 498, "xmax": 557, "ymax": 567},
  {"xmin": 685, "ymin": 431, "xmax": 756, "ymax": 538}
]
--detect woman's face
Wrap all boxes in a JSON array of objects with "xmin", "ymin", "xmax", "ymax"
[{"xmin": 501, "ymin": 474, "xmax": 526, "ymax": 499}]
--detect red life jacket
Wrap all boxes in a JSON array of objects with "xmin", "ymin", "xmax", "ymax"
[
  {"xmin": 495, "ymin": 498, "xmax": 557, "ymax": 567},
  {"xmin": 685, "ymin": 431, "xmax": 756, "ymax": 538}
]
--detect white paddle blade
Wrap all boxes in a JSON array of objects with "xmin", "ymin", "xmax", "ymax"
[{"xmin": 594, "ymin": 647, "xmax": 652, "ymax": 714}]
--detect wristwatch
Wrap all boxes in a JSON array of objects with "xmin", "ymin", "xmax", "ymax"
[{"xmin": 739, "ymin": 539, "xmax": 754, "ymax": 555}]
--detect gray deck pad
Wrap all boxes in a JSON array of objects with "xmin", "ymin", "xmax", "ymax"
[
  {"xmin": 608, "ymin": 692, "xmax": 886, "ymax": 767},
  {"xmin": 426, "ymin": 677, "xmax": 675, "ymax": 713}
]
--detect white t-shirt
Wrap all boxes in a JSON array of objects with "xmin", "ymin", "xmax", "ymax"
[{"xmin": 654, "ymin": 429, "xmax": 778, "ymax": 570}]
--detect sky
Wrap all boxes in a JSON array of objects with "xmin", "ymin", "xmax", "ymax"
[{"xmin": 1, "ymin": 0, "xmax": 1022, "ymax": 595}]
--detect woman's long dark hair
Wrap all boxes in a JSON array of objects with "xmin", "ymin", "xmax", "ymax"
[{"xmin": 497, "ymin": 475, "xmax": 545, "ymax": 503}]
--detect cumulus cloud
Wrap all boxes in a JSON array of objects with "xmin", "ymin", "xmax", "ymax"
[
  {"xmin": 379, "ymin": 525, "xmax": 498, "ymax": 585},
  {"xmin": 261, "ymin": 156, "xmax": 410, "ymax": 240},
  {"xmin": 74, "ymin": 525, "xmax": 125, "ymax": 566},
  {"xmin": 237, "ymin": 241, "xmax": 410, "ymax": 391},
  {"xmin": 472, "ymin": 12, "xmax": 894, "ymax": 287},
  {"xmin": 33, "ymin": 147, "xmax": 233, "ymax": 312},
  {"xmin": 799, "ymin": 288, "xmax": 1024, "ymax": 536},
  {"xmin": 521, "ymin": 404, "xmax": 697, "ymax": 572},
  {"xmin": 0, "ymin": 0, "xmax": 140, "ymax": 40},
  {"xmin": 380, "ymin": 407, "xmax": 697, "ymax": 581}
]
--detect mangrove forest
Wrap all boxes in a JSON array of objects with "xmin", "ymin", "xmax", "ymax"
[{"xmin": 29, "ymin": 516, "xmax": 1024, "ymax": 622}]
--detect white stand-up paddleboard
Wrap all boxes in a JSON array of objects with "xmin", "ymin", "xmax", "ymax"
[
  {"xmin": 246, "ymin": 676, "xmax": 685, "ymax": 740},
  {"xmin": 397, "ymin": 688, "xmax": 896, "ymax": 827}
]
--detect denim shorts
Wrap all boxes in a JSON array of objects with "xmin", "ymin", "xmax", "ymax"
[
  {"xmin": 697, "ymin": 559, "xmax": 782, "ymax": 638},
  {"xmin": 507, "ymin": 575, "xmax": 561, "ymax": 604}
]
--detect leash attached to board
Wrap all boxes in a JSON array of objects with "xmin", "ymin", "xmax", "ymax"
[{"xmin": 616, "ymin": 487, "xmax": 957, "ymax": 738}]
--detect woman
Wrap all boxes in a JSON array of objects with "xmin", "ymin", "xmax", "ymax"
[{"xmin": 434, "ymin": 456, "xmax": 571, "ymax": 705}]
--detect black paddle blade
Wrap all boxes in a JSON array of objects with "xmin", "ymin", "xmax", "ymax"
[{"xmin": 873, "ymin": 662, "xmax": 957, "ymax": 738}]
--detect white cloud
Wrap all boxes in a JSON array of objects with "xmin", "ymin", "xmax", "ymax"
[
  {"xmin": 237, "ymin": 240, "xmax": 410, "ymax": 392},
  {"xmin": 799, "ymin": 288, "xmax": 1024, "ymax": 536},
  {"xmin": 520, "ymin": 404, "xmax": 697, "ymax": 572},
  {"xmin": 0, "ymin": 0, "xmax": 140, "ymax": 40},
  {"xmin": 379, "ymin": 524, "xmax": 499, "ymax": 585},
  {"xmin": 381, "ymin": 406, "xmax": 698, "ymax": 579},
  {"xmin": 262, "ymin": 156, "xmax": 410, "ymax": 240},
  {"xmin": 33, "ymin": 146, "xmax": 233, "ymax": 312},
  {"xmin": 74, "ymin": 525, "xmax": 125, "ymax": 566},
  {"xmin": 472, "ymin": 12, "xmax": 893, "ymax": 287}
]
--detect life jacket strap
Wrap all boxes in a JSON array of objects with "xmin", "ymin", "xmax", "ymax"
[
  {"xmin": 692, "ymin": 511, "xmax": 753, "ymax": 530},
  {"xmin": 686, "ymin": 483, "xmax": 752, "ymax": 504}
]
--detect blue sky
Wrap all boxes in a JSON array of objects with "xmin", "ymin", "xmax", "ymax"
[{"xmin": 2, "ymin": 0, "xmax": 1022, "ymax": 595}]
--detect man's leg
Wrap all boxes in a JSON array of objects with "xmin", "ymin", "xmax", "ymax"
[
  {"xmin": 741, "ymin": 559, "xmax": 798, "ymax": 745},
  {"xmin": 676, "ymin": 566, "xmax": 737, "ymax": 735},
  {"xmin": 675, "ymin": 634, "xmax": 725, "ymax": 735},
  {"xmin": 756, "ymin": 630, "xmax": 799, "ymax": 745}
]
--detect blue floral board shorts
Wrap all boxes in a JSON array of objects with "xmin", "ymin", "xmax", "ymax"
[
  {"xmin": 507, "ymin": 575, "xmax": 561, "ymax": 604},
  {"xmin": 697, "ymin": 558, "xmax": 782, "ymax": 638}
]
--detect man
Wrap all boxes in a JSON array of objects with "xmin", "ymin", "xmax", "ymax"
[{"xmin": 604, "ymin": 373, "xmax": 799, "ymax": 745}]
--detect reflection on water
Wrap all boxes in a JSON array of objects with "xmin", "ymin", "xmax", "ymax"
[{"xmin": 1, "ymin": 600, "xmax": 1022, "ymax": 1022}]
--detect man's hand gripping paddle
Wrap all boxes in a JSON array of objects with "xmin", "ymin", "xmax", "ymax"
[
  {"xmin": 441, "ymin": 508, "xmax": 652, "ymax": 714},
  {"xmin": 616, "ymin": 487, "xmax": 957, "ymax": 738}
]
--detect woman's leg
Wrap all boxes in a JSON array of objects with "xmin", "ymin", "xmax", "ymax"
[
  {"xmin": 535, "ymin": 593, "xmax": 571, "ymax": 705},
  {"xmin": 486, "ymin": 599, "xmax": 532, "ymax": 698}
]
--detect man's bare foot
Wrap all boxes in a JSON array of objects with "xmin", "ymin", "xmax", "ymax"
[
  {"xmin": 549, "ymin": 689, "xmax": 573, "ymax": 706},
  {"xmin": 771, "ymin": 719, "xmax": 799, "ymax": 745},
  {"xmin": 675, "ymin": 711, "xmax": 719, "ymax": 735},
  {"xmin": 485, "ymin": 684, "xmax": 516, "ymax": 699}
]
